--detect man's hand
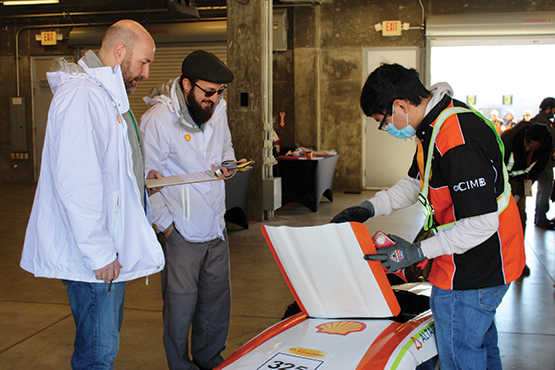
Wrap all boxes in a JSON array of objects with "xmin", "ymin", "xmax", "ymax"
[
  {"xmin": 146, "ymin": 170, "xmax": 164, "ymax": 195},
  {"xmin": 364, "ymin": 234, "xmax": 425, "ymax": 272},
  {"xmin": 220, "ymin": 158, "xmax": 248, "ymax": 178},
  {"xmin": 330, "ymin": 200, "xmax": 375, "ymax": 223},
  {"xmin": 94, "ymin": 259, "xmax": 123, "ymax": 283}
]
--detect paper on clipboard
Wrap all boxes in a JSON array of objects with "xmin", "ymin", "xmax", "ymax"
[{"xmin": 145, "ymin": 171, "xmax": 223, "ymax": 188}]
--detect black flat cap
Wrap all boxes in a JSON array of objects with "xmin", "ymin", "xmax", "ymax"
[{"xmin": 181, "ymin": 50, "xmax": 233, "ymax": 84}]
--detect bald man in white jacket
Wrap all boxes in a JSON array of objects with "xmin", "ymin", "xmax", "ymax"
[{"xmin": 20, "ymin": 20, "xmax": 164, "ymax": 369}]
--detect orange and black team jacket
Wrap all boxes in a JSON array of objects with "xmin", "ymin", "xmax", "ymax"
[{"xmin": 408, "ymin": 95, "xmax": 525, "ymax": 290}]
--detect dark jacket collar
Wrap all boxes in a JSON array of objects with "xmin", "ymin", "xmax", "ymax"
[{"xmin": 416, "ymin": 94, "xmax": 453, "ymax": 142}]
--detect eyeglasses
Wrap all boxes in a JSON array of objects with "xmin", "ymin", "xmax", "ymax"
[
  {"xmin": 193, "ymin": 82, "xmax": 227, "ymax": 98},
  {"xmin": 378, "ymin": 113, "xmax": 389, "ymax": 131}
]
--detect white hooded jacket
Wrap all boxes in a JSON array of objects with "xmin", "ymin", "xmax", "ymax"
[
  {"xmin": 20, "ymin": 53, "xmax": 165, "ymax": 282},
  {"xmin": 141, "ymin": 77, "xmax": 236, "ymax": 242}
]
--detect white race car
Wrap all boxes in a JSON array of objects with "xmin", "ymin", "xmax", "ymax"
[{"xmin": 216, "ymin": 222, "xmax": 438, "ymax": 370}]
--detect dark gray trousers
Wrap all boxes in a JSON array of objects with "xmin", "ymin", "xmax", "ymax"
[
  {"xmin": 161, "ymin": 229, "xmax": 230, "ymax": 370},
  {"xmin": 535, "ymin": 165, "xmax": 553, "ymax": 224}
]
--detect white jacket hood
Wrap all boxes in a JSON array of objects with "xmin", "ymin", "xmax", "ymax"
[
  {"xmin": 425, "ymin": 82, "xmax": 454, "ymax": 116},
  {"xmin": 47, "ymin": 53, "xmax": 130, "ymax": 114},
  {"xmin": 143, "ymin": 77, "xmax": 226, "ymax": 131}
]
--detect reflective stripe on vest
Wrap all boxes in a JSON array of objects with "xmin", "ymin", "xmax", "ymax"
[
  {"xmin": 419, "ymin": 106, "xmax": 512, "ymax": 232},
  {"xmin": 507, "ymin": 152, "xmax": 537, "ymax": 177}
]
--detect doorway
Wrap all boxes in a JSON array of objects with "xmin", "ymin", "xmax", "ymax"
[
  {"xmin": 362, "ymin": 47, "xmax": 421, "ymax": 189},
  {"xmin": 428, "ymin": 36, "xmax": 555, "ymax": 123}
]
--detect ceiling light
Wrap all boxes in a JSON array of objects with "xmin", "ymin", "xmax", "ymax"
[{"xmin": 3, "ymin": 0, "xmax": 59, "ymax": 5}]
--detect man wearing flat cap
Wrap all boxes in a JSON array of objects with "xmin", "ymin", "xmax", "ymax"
[{"xmin": 141, "ymin": 50, "xmax": 242, "ymax": 370}]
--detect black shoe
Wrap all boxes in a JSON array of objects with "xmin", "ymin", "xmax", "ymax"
[
  {"xmin": 520, "ymin": 265, "xmax": 530, "ymax": 278},
  {"xmin": 535, "ymin": 220, "xmax": 555, "ymax": 230}
]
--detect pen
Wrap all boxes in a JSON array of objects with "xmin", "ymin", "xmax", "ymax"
[{"xmin": 107, "ymin": 252, "xmax": 118, "ymax": 296}]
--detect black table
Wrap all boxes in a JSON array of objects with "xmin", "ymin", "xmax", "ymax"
[
  {"xmin": 224, "ymin": 168, "xmax": 251, "ymax": 228},
  {"xmin": 277, "ymin": 154, "xmax": 339, "ymax": 212}
]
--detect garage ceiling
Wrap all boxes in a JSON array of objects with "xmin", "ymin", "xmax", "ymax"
[{"xmin": 0, "ymin": 0, "xmax": 228, "ymax": 25}]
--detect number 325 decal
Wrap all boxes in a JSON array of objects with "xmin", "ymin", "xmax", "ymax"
[
  {"xmin": 258, "ymin": 353, "xmax": 323, "ymax": 370},
  {"xmin": 267, "ymin": 360, "xmax": 307, "ymax": 369}
]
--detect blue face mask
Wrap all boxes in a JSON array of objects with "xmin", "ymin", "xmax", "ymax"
[{"xmin": 385, "ymin": 104, "xmax": 415, "ymax": 139}]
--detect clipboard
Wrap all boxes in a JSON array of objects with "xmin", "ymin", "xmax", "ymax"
[
  {"xmin": 145, "ymin": 171, "xmax": 223, "ymax": 188},
  {"xmin": 145, "ymin": 160, "xmax": 254, "ymax": 189}
]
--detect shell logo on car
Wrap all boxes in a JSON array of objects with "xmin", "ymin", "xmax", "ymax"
[{"xmin": 315, "ymin": 321, "xmax": 367, "ymax": 336}]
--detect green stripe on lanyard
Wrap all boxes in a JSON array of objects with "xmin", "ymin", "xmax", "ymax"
[
  {"xmin": 125, "ymin": 110, "xmax": 147, "ymax": 212},
  {"xmin": 127, "ymin": 110, "xmax": 141, "ymax": 147}
]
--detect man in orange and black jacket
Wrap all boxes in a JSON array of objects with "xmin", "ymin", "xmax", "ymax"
[{"xmin": 332, "ymin": 64, "xmax": 525, "ymax": 370}]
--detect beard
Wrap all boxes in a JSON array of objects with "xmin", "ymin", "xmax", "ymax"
[
  {"xmin": 186, "ymin": 89, "xmax": 216, "ymax": 124},
  {"xmin": 121, "ymin": 55, "xmax": 143, "ymax": 94}
]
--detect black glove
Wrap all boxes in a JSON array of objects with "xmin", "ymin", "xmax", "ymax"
[
  {"xmin": 330, "ymin": 200, "xmax": 374, "ymax": 223},
  {"xmin": 364, "ymin": 234, "xmax": 425, "ymax": 272}
]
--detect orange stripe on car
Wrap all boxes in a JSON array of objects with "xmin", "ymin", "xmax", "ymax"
[
  {"xmin": 357, "ymin": 311, "xmax": 433, "ymax": 369},
  {"xmin": 214, "ymin": 312, "xmax": 308, "ymax": 369},
  {"xmin": 350, "ymin": 222, "xmax": 401, "ymax": 317}
]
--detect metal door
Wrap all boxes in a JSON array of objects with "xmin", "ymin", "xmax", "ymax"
[{"xmin": 362, "ymin": 47, "xmax": 420, "ymax": 189}]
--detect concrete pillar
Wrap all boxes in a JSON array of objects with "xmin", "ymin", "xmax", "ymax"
[{"xmin": 227, "ymin": 0, "xmax": 272, "ymax": 221}]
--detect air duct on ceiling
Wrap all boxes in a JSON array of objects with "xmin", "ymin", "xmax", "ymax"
[
  {"xmin": 426, "ymin": 11, "xmax": 555, "ymax": 37},
  {"xmin": 68, "ymin": 20, "xmax": 226, "ymax": 47}
]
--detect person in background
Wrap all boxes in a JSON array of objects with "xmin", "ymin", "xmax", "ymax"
[
  {"xmin": 332, "ymin": 64, "xmax": 525, "ymax": 370},
  {"xmin": 141, "ymin": 50, "xmax": 244, "ymax": 370},
  {"xmin": 502, "ymin": 110, "xmax": 517, "ymax": 132},
  {"xmin": 530, "ymin": 97, "xmax": 555, "ymax": 230},
  {"xmin": 490, "ymin": 109, "xmax": 503, "ymax": 135},
  {"xmin": 20, "ymin": 20, "xmax": 165, "ymax": 369},
  {"xmin": 502, "ymin": 123, "xmax": 552, "ymax": 277},
  {"xmin": 522, "ymin": 110, "xmax": 533, "ymax": 122}
]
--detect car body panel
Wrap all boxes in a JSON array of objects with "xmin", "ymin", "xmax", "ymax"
[{"xmin": 217, "ymin": 223, "xmax": 438, "ymax": 370}]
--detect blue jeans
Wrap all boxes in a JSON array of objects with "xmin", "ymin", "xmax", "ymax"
[
  {"xmin": 431, "ymin": 284, "xmax": 509, "ymax": 370},
  {"xmin": 63, "ymin": 280, "xmax": 125, "ymax": 370}
]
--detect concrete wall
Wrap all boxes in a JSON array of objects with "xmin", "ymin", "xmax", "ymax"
[
  {"xmin": 273, "ymin": 9, "xmax": 295, "ymax": 153},
  {"xmin": 2, "ymin": 0, "xmax": 555, "ymax": 220},
  {"xmin": 322, "ymin": 0, "xmax": 425, "ymax": 191},
  {"xmin": 285, "ymin": 0, "xmax": 555, "ymax": 191},
  {"xmin": 292, "ymin": 6, "xmax": 320, "ymax": 151},
  {"xmin": 0, "ymin": 26, "xmax": 76, "ymax": 183}
]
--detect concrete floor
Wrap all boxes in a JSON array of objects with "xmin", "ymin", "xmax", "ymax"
[{"xmin": 1, "ymin": 183, "xmax": 554, "ymax": 369}]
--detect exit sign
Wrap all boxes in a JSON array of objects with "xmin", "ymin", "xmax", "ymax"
[
  {"xmin": 382, "ymin": 20, "xmax": 402, "ymax": 36},
  {"xmin": 41, "ymin": 31, "xmax": 57, "ymax": 45}
]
